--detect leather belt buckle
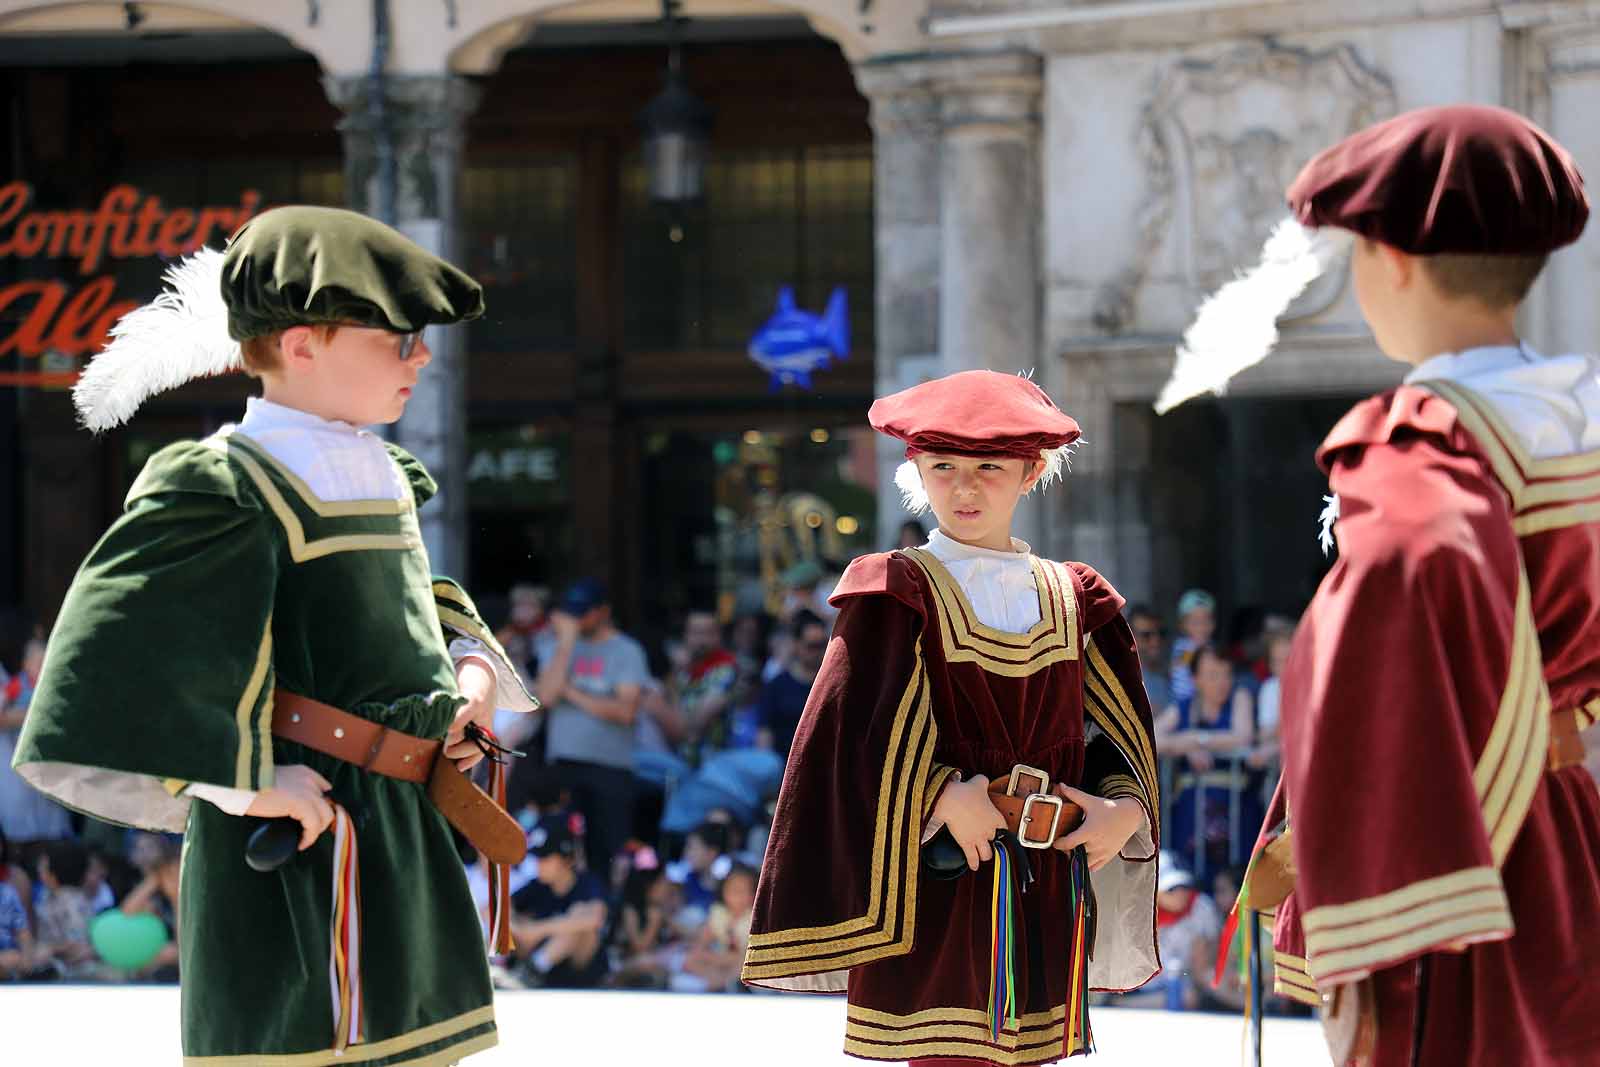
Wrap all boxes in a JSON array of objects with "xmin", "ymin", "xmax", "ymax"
[
  {"xmin": 1007, "ymin": 764, "xmax": 1050, "ymax": 798},
  {"xmin": 1018, "ymin": 793, "xmax": 1064, "ymax": 849}
]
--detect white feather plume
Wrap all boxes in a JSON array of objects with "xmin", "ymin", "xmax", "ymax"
[
  {"xmin": 1318, "ymin": 493, "xmax": 1341, "ymax": 557},
  {"xmin": 895, "ymin": 460, "xmax": 930, "ymax": 515},
  {"xmin": 1154, "ymin": 218, "xmax": 1351, "ymax": 415},
  {"xmin": 73, "ymin": 248, "xmax": 241, "ymax": 433}
]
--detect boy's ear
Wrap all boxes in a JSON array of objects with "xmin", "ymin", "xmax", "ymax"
[
  {"xmin": 1021, "ymin": 459, "xmax": 1046, "ymax": 494},
  {"xmin": 1377, "ymin": 242, "xmax": 1415, "ymax": 291},
  {"xmin": 279, "ymin": 325, "xmax": 318, "ymax": 370}
]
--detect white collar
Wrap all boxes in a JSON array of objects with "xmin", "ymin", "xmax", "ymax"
[
  {"xmin": 1404, "ymin": 344, "xmax": 1533, "ymax": 385},
  {"xmin": 923, "ymin": 528, "xmax": 1033, "ymax": 562},
  {"xmin": 237, "ymin": 396, "xmax": 367, "ymax": 437}
]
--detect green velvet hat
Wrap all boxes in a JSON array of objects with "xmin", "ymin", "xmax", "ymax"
[
  {"xmin": 222, "ymin": 205, "xmax": 484, "ymax": 340},
  {"xmin": 73, "ymin": 205, "xmax": 485, "ymax": 433}
]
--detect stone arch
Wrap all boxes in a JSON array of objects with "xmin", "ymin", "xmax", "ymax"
[
  {"xmin": 0, "ymin": 0, "xmax": 343, "ymax": 63},
  {"xmin": 446, "ymin": 0, "xmax": 926, "ymax": 74}
]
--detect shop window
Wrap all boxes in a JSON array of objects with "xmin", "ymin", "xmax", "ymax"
[
  {"xmin": 461, "ymin": 158, "xmax": 580, "ymax": 352},
  {"xmin": 621, "ymin": 144, "xmax": 873, "ymax": 351},
  {"xmin": 635, "ymin": 423, "xmax": 878, "ymax": 654},
  {"xmin": 465, "ymin": 422, "xmax": 574, "ymax": 598}
]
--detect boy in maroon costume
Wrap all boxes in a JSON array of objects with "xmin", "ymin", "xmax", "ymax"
[
  {"xmin": 1193, "ymin": 105, "xmax": 1600, "ymax": 1066},
  {"xmin": 743, "ymin": 371, "xmax": 1161, "ymax": 1065}
]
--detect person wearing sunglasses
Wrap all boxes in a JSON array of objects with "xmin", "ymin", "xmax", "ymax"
[{"xmin": 16, "ymin": 206, "xmax": 536, "ymax": 1066}]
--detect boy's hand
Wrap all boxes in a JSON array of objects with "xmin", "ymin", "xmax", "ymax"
[
  {"xmin": 245, "ymin": 765, "xmax": 335, "ymax": 851},
  {"xmin": 446, "ymin": 658, "xmax": 498, "ymax": 771},
  {"xmin": 931, "ymin": 774, "xmax": 1009, "ymax": 871},
  {"xmin": 1053, "ymin": 786, "xmax": 1145, "ymax": 872}
]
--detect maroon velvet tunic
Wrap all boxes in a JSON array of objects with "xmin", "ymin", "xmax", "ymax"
[
  {"xmin": 1268, "ymin": 382, "xmax": 1600, "ymax": 1066},
  {"xmin": 744, "ymin": 548, "xmax": 1160, "ymax": 1066}
]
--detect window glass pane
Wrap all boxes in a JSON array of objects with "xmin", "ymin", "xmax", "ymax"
[
  {"xmin": 621, "ymin": 144, "xmax": 873, "ymax": 351},
  {"xmin": 634, "ymin": 423, "xmax": 879, "ymax": 652},
  {"xmin": 461, "ymin": 157, "xmax": 579, "ymax": 351}
]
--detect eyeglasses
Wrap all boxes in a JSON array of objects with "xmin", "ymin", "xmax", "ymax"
[{"xmin": 396, "ymin": 331, "xmax": 423, "ymax": 361}]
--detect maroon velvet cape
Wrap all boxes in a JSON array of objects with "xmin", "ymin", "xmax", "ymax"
[
  {"xmin": 744, "ymin": 548, "xmax": 1161, "ymax": 1066},
  {"xmin": 1266, "ymin": 383, "xmax": 1600, "ymax": 1066}
]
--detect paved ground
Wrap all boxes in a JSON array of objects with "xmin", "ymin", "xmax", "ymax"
[{"xmin": 6, "ymin": 985, "xmax": 1327, "ymax": 1065}]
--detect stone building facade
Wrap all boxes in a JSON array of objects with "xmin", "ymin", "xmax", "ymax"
[{"xmin": 4, "ymin": 0, "xmax": 1599, "ymax": 627}]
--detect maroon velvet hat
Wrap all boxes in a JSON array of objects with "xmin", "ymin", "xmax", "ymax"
[
  {"xmin": 869, "ymin": 370, "xmax": 1081, "ymax": 460},
  {"xmin": 1288, "ymin": 104, "xmax": 1588, "ymax": 255}
]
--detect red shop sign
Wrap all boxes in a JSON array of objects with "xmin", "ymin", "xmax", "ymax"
[{"xmin": 0, "ymin": 182, "xmax": 260, "ymax": 381}]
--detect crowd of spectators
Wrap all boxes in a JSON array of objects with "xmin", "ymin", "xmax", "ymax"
[{"xmin": 4, "ymin": 561, "xmax": 1596, "ymax": 1020}]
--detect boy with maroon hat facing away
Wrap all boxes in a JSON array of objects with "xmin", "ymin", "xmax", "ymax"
[
  {"xmin": 743, "ymin": 370, "xmax": 1162, "ymax": 1065},
  {"xmin": 1168, "ymin": 105, "xmax": 1600, "ymax": 1066}
]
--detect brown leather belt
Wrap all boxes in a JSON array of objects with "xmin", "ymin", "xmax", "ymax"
[
  {"xmin": 987, "ymin": 765, "xmax": 1085, "ymax": 850},
  {"xmin": 271, "ymin": 688, "xmax": 526, "ymax": 865},
  {"xmin": 1550, "ymin": 708, "xmax": 1586, "ymax": 773},
  {"xmin": 273, "ymin": 690, "xmax": 440, "ymax": 782}
]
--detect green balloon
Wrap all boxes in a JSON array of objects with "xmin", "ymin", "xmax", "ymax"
[{"xmin": 90, "ymin": 910, "xmax": 170, "ymax": 971}]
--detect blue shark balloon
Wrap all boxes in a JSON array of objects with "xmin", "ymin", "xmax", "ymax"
[{"xmin": 747, "ymin": 286, "xmax": 849, "ymax": 390}]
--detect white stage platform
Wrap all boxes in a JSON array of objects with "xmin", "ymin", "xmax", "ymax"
[{"xmin": 6, "ymin": 985, "xmax": 1327, "ymax": 1065}]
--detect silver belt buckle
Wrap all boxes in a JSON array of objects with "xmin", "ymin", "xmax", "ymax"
[
  {"xmin": 1018, "ymin": 793, "xmax": 1064, "ymax": 849},
  {"xmin": 1006, "ymin": 763, "xmax": 1050, "ymax": 798}
]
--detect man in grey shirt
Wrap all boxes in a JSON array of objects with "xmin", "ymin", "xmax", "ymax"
[{"xmin": 533, "ymin": 578, "xmax": 650, "ymax": 881}]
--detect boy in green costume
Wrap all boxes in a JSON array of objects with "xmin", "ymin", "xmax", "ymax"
[{"xmin": 13, "ymin": 206, "xmax": 536, "ymax": 1066}]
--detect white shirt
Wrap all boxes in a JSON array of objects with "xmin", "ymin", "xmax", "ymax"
[
  {"xmin": 189, "ymin": 398, "xmax": 526, "ymax": 816},
  {"xmin": 1404, "ymin": 345, "xmax": 1600, "ymax": 458},
  {"xmin": 233, "ymin": 397, "xmax": 410, "ymax": 502},
  {"xmin": 921, "ymin": 528, "xmax": 1041, "ymax": 634}
]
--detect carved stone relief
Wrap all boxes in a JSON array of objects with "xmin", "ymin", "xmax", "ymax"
[{"xmin": 1093, "ymin": 41, "xmax": 1394, "ymax": 335}]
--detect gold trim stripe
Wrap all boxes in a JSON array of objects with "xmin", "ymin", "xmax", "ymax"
[
  {"xmin": 1421, "ymin": 381, "xmax": 1600, "ymax": 536},
  {"xmin": 900, "ymin": 548, "xmax": 1077, "ymax": 677},
  {"xmin": 844, "ymin": 1035, "xmax": 1079, "ymax": 1065},
  {"xmin": 848, "ymin": 1018, "xmax": 1065, "ymax": 1044},
  {"xmin": 1082, "ymin": 637, "xmax": 1159, "ymax": 823},
  {"xmin": 1310, "ymin": 906, "xmax": 1513, "ymax": 982},
  {"xmin": 181, "ymin": 1007, "xmax": 496, "ymax": 1067},
  {"xmin": 743, "ymin": 713, "xmax": 934, "ymax": 972},
  {"xmin": 1273, "ymin": 964, "xmax": 1322, "ymax": 1007},
  {"xmin": 1303, "ymin": 866, "xmax": 1502, "ymax": 933},
  {"xmin": 1579, "ymin": 699, "xmax": 1599, "ymax": 731},
  {"xmin": 1098, "ymin": 773, "xmax": 1142, "ymax": 800},
  {"xmin": 228, "ymin": 432, "xmax": 410, "ymax": 517},
  {"xmin": 1302, "ymin": 867, "xmax": 1512, "ymax": 979},
  {"xmin": 1515, "ymin": 499, "xmax": 1600, "ymax": 537},
  {"xmin": 234, "ymin": 617, "xmax": 274, "ymax": 791},
  {"xmin": 849, "ymin": 1002, "xmax": 1066, "ymax": 1029},
  {"xmin": 230, "ymin": 447, "xmax": 421, "ymax": 563},
  {"xmin": 1306, "ymin": 887, "xmax": 1509, "ymax": 953},
  {"xmin": 744, "ymin": 654, "xmax": 924, "ymax": 949},
  {"xmin": 743, "ymin": 648, "xmax": 937, "ymax": 975},
  {"xmin": 1474, "ymin": 568, "xmax": 1552, "ymax": 865},
  {"xmin": 924, "ymin": 763, "xmax": 958, "ymax": 822}
]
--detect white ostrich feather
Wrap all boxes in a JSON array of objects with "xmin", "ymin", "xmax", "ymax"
[
  {"xmin": 1318, "ymin": 493, "xmax": 1341, "ymax": 557},
  {"xmin": 1154, "ymin": 218, "xmax": 1351, "ymax": 415},
  {"xmin": 73, "ymin": 248, "xmax": 241, "ymax": 433}
]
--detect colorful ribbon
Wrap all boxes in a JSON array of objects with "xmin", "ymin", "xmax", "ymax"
[
  {"xmin": 987, "ymin": 837, "xmax": 1017, "ymax": 1039},
  {"xmin": 484, "ymin": 740, "xmax": 515, "ymax": 956},
  {"xmin": 1064, "ymin": 846, "xmax": 1095, "ymax": 1058},
  {"xmin": 328, "ymin": 803, "xmax": 363, "ymax": 1052}
]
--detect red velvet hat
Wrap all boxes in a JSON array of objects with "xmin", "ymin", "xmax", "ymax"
[
  {"xmin": 1288, "ymin": 104, "xmax": 1588, "ymax": 255},
  {"xmin": 869, "ymin": 370, "xmax": 1081, "ymax": 459}
]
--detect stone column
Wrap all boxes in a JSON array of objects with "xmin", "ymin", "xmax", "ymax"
[
  {"xmin": 934, "ymin": 51, "xmax": 1046, "ymax": 545},
  {"xmin": 1518, "ymin": 23, "xmax": 1600, "ymax": 356},
  {"xmin": 855, "ymin": 59, "xmax": 945, "ymax": 548},
  {"xmin": 326, "ymin": 74, "xmax": 480, "ymax": 578}
]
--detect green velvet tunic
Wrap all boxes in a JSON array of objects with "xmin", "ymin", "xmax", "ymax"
[{"xmin": 14, "ymin": 429, "xmax": 508, "ymax": 1067}]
